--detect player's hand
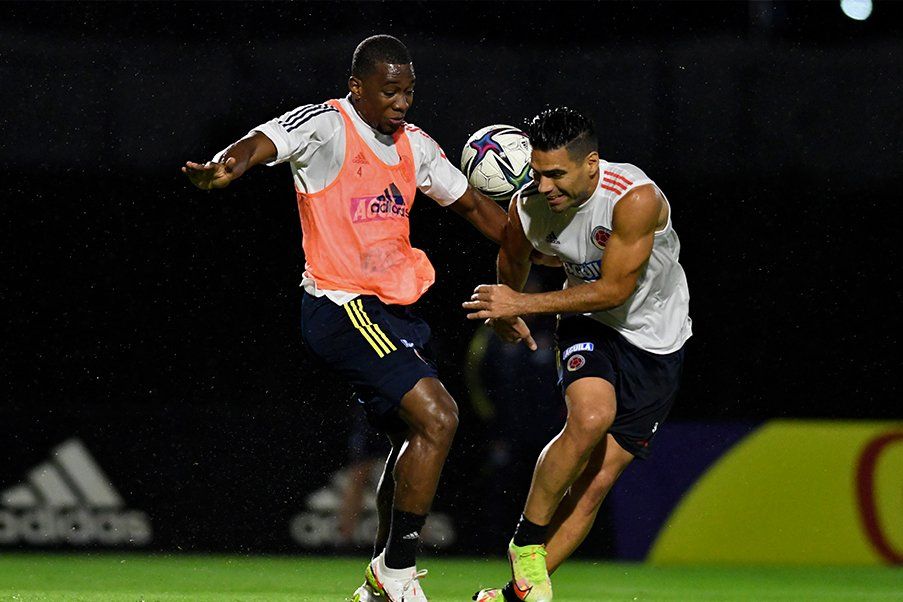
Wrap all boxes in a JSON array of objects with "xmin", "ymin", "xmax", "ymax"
[
  {"xmin": 463, "ymin": 284, "xmax": 524, "ymax": 320},
  {"xmin": 487, "ymin": 317, "xmax": 537, "ymax": 351},
  {"xmin": 530, "ymin": 249, "xmax": 562, "ymax": 267},
  {"xmin": 181, "ymin": 158, "xmax": 238, "ymax": 190}
]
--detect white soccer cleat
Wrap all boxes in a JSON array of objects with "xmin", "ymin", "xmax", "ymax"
[
  {"xmin": 366, "ymin": 550, "xmax": 429, "ymax": 601},
  {"xmin": 350, "ymin": 580, "xmax": 378, "ymax": 602}
]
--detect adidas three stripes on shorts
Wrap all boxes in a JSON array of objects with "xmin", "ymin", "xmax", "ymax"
[{"xmin": 300, "ymin": 291, "xmax": 438, "ymax": 430}]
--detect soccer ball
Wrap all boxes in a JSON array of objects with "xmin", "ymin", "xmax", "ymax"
[{"xmin": 460, "ymin": 124, "xmax": 533, "ymax": 203}]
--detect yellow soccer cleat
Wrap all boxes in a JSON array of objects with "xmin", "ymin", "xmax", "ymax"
[{"xmin": 507, "ymin": 540, "xmax": 552, "ymax": 601}]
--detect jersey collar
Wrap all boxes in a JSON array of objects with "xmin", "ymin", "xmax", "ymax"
[{"xmin": 341, "ymin": 94, "xmax": 395, "ymax": 144}]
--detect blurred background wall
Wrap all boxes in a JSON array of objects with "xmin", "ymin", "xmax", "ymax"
[{"xmin": 1, "ymin": 1, "xmax": 900, "ymax": 561}]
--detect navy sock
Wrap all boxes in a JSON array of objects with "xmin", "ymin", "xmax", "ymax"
[
  {"xmin": 512, "ymin": 514, "xmax": 547, "ymax": 547},
  {"xmin": 385, "ymin": 509, "xmax": 427, "ymax": 569}
]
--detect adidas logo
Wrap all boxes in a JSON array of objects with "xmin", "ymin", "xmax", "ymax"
[
  {"xmin": 367, "ymin": 183, "xmax": 409, "ymax": 218},
  {"xmin": 377, "ymin": 182, "xmax": 406, "ymax": 206},
  {"xmin": 352, "ymin": 151, "xmax": 369, "ymax": 165},
  {"xmin": 0, "ymin": 438, "xmax": 152, "ymax": 546},
  {"xmin": 289, "ymin": 466, "xmax": 455, "ymax": 549},
  {"xmin": 402, "ymin": 531, "xmax": 420, "ymax": 541},
  {"xmin": 350, "ymin": 182, "xmax": 410, "ymax": 223},
  {"xmin": 545, "ymin": 231, "xmax": 560, "ymax": 245}
]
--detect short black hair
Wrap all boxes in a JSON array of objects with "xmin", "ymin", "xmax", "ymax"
[
  {"xmin": 526, "ymin": 106, "xmax": 598, "ymax": 160},
  {"xmin": 351, "ymin": 35, "xmax": 411, "ymax": 78}
]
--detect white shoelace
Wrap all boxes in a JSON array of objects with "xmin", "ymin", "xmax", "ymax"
[{"xmin": 401, "ymin": 568, "xmax": 428, "ymax": 598}]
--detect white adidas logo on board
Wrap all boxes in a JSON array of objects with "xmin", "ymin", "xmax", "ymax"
[{"xmin": 0, "ymin": 438, "xmax": 152, "ymax": 546}]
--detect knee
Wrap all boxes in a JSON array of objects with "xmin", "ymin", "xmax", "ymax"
[
  {"xmin": 412, "ymin": 394, "xmax": 459, "ymax": 448},
  {"xmin": 426, "ymin": 397, "xmax": 459, "ymax": 446},
  {"xmin": 564, "ymin": 411, "xmax": 614, "ymax": 454},
  {"xmin": 401, "ymin": 379, "xmax": 460, "ymax": 447}
]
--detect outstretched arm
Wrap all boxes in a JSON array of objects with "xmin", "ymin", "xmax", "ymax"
[
  {"xmin": 464, "ymin": 184, "xmax": 662, "ymax": 320},
  {"xmin": 447, "ymin": 186, "xmax": 508, "ymax": 245},
  {"xmin": 182, "ymin": 132, "xmax": 277, "ymax": 190}
]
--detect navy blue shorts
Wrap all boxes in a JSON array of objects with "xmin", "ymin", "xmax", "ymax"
[
  {"xmin": 556, "ymin": 315, "xmax": 685, "ymax": 459},
  {"xmin": 300, "ymin": 292, "xmax": 438, "ymax": 431}
]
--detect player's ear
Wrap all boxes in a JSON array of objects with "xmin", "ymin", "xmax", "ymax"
[
  {"xmin": 586, "ymin": 151, "xmax": 599, "ymax": 169},
  {"xmin": 348, "ymin": 76, "xmax": 362, "ymax": 99}
]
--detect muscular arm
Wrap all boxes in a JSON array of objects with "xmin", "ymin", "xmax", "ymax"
[
  {"xmin": 497, "ymin": 196, "xmax": 534, "ymax": 292},
  {"xmin": 474, "ymin": 195, "xmax": 539, "ymax": 350},
  {"xmin": 447, "ymin": 186, "xmax": 508, "ymax": 245},
  {"xmin": 464, "ymin": 184, "xmax": 662, "ymax": 319},
  {"xmin": 182, "ymin": 132, "xmax": 277, "ymax": 190}
]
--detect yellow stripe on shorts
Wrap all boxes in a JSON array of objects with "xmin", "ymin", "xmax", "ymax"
[
  {"xmin": 343, "ymin": 299, "xmax": 397, "ymax": 357},
  {"xmin": 352, "ymin": 299, "xmax": 397, "ymax": 353},
  {"xmin": 343, "ymin": 302, "xmax": 386, "ymax": 358}
]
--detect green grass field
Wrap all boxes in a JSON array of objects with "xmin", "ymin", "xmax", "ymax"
[{"xmin": 0, "ymin": 554, "xmax": 900, "ymax": 601}]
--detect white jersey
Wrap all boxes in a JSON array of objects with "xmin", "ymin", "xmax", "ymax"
[
  {"xmin": 247, "ymin": 95, "xmax": 469, "ymax": 304},
  {"xmin": 516, "ymin": 161, "xmax": 692, "ymax": 354}
]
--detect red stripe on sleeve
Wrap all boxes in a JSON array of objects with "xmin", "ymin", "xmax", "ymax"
[
  {"xmin": 602, "ymin": 177, "xmax": 627, "ymax": 190},
  {"xmin": 604, "ymin": 171, "xmax": 633, "ymax": 186}
]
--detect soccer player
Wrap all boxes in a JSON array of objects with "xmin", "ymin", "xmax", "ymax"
[
  {"xmin": 183, "ymin": 35, "xmax": 511, "ymax": 602},
  {"xmin": 463, "ymin": 107, "xmax": 692, "ymax": 601}
]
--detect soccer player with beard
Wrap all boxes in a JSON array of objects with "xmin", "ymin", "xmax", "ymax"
[
  {"xmin": 465, "ymin": 107, "xmax": 692, "ymax": 601},
  {"xmin": 184, "ymin": 35, "xmax": 516, "ymax": 602}
]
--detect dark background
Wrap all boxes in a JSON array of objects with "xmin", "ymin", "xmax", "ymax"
[{"xmin": 1, "ymin": 1, "xmax": 901, "ymax": 553}]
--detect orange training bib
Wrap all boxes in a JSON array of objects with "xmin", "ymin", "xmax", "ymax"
[{"xmin": 295, "ymin": 100, "xmax": 435, "ymax": 305}]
